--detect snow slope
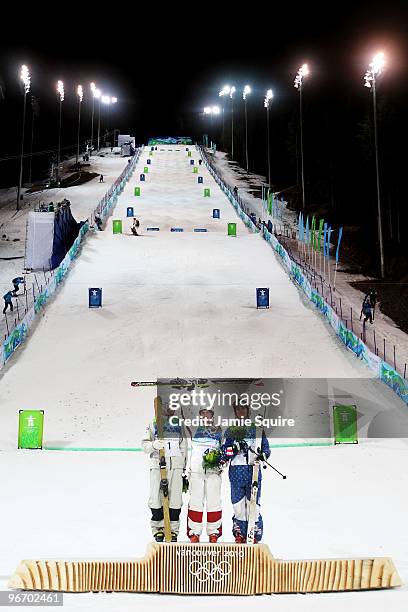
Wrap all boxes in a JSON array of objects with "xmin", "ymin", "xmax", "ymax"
[
  {"xmin": 0, "ymin": 146, "xmax": 407, "ymax": 611},
  {"xmin": 0, "ymin": 146, "xmax": 375, "ymax": 449}
]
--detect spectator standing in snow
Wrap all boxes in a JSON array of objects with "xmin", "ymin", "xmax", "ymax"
[
  {"xmin": 12, "ymin": 277, "xmax": 25, "ymax": 296},
  {"xmin": 99, "ymin": 174, "xmax": 104, "ymax": 183},
  {"xmin": 3, "ymin": 291, "xmax": 14, "ymax": 315},
  {"xmin": 94, "ymin": 215, "xmax": 103, "ymax": 231}
]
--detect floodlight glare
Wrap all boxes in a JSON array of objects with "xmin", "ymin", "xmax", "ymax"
[
  {"xmin": 101, "ymin": 95, "xmax": 111, "ymax": 104},
  {"xmin": 94, "ymin": 88, "xmax": 101, "ymax": 99},
  {"xmin": 77, "ymin": 84, "xmax": 83, "ymax": 102},
  {"xmin": 20, "ymin": 65, "xmax": 31, "ymax": 94},
  {"xmin": 294, "ymin": 64, "xmax": 309, "ymax": 89},
  {"xmin": 57, "ymin": 80, "xmax": 64, "ymax": 101},
  {"xmin": 264, "ymin": 89, "xmax": 274, "ymax": 108},
  {"xmin": 364, "ymin": 52, "xmax": 386, "ymax": 88},
  {"xmin": 204, "ymin": 106, "xmax": 212, "ymax": 114},
  {"xmin": 219, "ymin": 85, "xmax": 231, "ymax": 97},
  {"xmin": 243, "ymin": 85, "xmax": 251, "ymax": 100},
  {"xmin": 230, "ymin": 86, "xmax": 236, "ymax": 98},
  {"xmin": 90, "ymin": 82, "xmax": 96, "ymax": 93},
  {"xmin": 212, "ymin": 105, "xmax": 220, "ymax": 114},
  {"xmin": 111, "ymin": 96, "xmax": 117, "ymax": 104}
]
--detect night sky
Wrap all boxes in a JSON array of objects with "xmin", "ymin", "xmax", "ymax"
[{"xmin": 1, "ymin": 4, "xmax": 408, "ymax": 274}]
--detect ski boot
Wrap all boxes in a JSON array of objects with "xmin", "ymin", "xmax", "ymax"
[
  {"xmin": 189, "ymin": 534, "xmax": 200, "ymax": 543},
  {"xmin": 209, "ymin": 534, "xmax": 220, "ymax": 543},
  {"xmin": 154, "ymin": 531, "xmax": 165, "ymax": 543},
  {"xmin": 171, "ymin": 532, "xmax": 178, "ymax": 542},
  {"xmin": 234, "ymin": 534, "xmax": 246, "ymax": 544}
]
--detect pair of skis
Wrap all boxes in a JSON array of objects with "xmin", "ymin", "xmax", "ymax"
[{"xmin": 154, "ymin": 396, "xmax": 172, "ymax": 543}]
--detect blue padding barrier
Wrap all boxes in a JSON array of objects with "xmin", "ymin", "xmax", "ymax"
[
  {"xmin": 194, "ymin": 228, "xmax": 208, "ymax": 232},
  {"xmin": 147, "ymin": 227, "xmax": 160, "ymax": 231},
  {"xmin": 171, "ymin": 228, "xmax": 184, "ymax": 232}
]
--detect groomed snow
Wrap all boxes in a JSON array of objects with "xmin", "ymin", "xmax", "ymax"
[
  {"xmin": 0, "ymin": 146, "xmax": 407, "ymax": 611},
  {"xmin": 0, "ymin": 147, "xmax": 374, "ymax": 448}
]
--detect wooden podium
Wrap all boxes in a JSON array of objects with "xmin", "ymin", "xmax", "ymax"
[{"xmin": 9, "ymin": 543, "xmax": 401, "ymax": 595}]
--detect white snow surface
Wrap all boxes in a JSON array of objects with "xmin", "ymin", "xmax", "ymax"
[
  {"xmin": 0, "ymin": 150, "xmax": 128, "ymax": 340},
  {"xmin": 0, "ymin": 441, "xmax": 407, "ymax": 611},
  {"xmin": 0, "ymin": 146, "xmax": 374, "ymax": 447},
  {"xmin": 0, "ymin": 146, "xmax": 407, "ymax": 611}
]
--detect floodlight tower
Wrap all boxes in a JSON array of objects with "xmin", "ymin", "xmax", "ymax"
[
  {"xmin": 243, "ymin": 85, "xmax": 251, "ymax": 173},
  {"xmin": 294, "ymin": 63, "xmax": 309, "ymax": 209},
  {"xmin": 364, "ymin": 52, "xmax": 386, "ymax": 278},
  {"xmin": 16, "ymin": 64, "xmax": 31, "ymax": 210},
  {"xmin": 264, "ymin": 89, "xmax": 274, "ymax": 188}
]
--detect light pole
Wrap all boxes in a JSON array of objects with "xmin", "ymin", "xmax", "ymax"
[
  {"xmin": 294, "ymin": 63, "xmax": 309, "ymax": 210},
  {"xmin": 230, "ymin": 86, "xmax": 236, "ymax": 159},
  {"xmin": 28, "ymin": 95, "xmax": 39, "ymax": 185},
  {"xmin": 90, "ymin": 82, "xmax": 96, "ymax": 155},
  {"xmin": 264, "ymin": 89, "xmax": 274, "ymax": 188},
  {"xmin": 203, "ymin": 106, "xmax": 220, "ymax": 144},
  {"xmin": 16, "ymin": 64, "xmax": 30, "ymax": 210},
  {"xmin": 364, "ymin": 52, "xmax": 386, "ymax": 278},
  {"xmin": 219, "ymin": 85, "xmax": 231, "ymax": 151},
  {"xmin": 243, "ymin": 85, "xmax": 251, "ymax": 173},
  {"xmin": 76, "ymin": 84, "xmax": 83, "ymax": 166},
  {"xmin": 94, "ymin": 88, "xmax": 101, "ymax": 151},
  {"xmin": 56, "ymin": 80, "xmax": 64, "ymax": 185},
  {"xmin": 111, "ymin": 97, "xmax": 117, "ymax": 146},
  {"xmin": 101, "ymin": 95, "xmax": 117, "ymax": 147}
]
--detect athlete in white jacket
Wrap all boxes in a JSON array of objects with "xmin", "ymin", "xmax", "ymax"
[
  {"xmin": 187, "ymin": 408, "xmax": 224, "ymax": 543},
  {"xmin": 142, "ymin": 412, "xmax": 187, "ymax": 542}
]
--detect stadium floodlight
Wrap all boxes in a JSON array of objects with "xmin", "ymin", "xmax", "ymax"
[
  {"xmin": 16, "ymin": 65, "xmax": 31, "ymax": 209},
  {"xmin": 20, "ymin": 64, "xmax": 31, "ymax": 94},
  {"xmin": 229, "ymin": 86, "xmax": 236, "ymax": 158},
  {"xmin": 111, "ymin": 96, "xmax": 117, "ymax": 104},
  {"xmin": 101, "ymin": 95, "xmax": 111, "ymax": 105},
  {"xmin": 363, "ymin": 52, "xmax": 386, "ymax": 278},
  {"xmin": 211, "ymin": 105, "xmax": 220, "ymax": 114},
  {"xmin": 264, "ymin": 89, "xmax": 274, "ymax": 186},
  {"xmin": 229, "ymin": 86, "xmax": 236, "ymax": 98},
  {"xmin": 56, "ymin": 80, "xmax": 64, "ymax": 185},
  {"xmin": 294, "ymin": 63, "xmax": 309, "ymax": 90},
  {"xmin": 76, "ymin": 85, "xmax": 83, "ymax": 165},
  {"xmin": 90, "ymin": 83, "xmax": 97, "ymax": 155},
  {"xmin": 203, "ymin": 106, "xmax": 212, "ymax": 114},
  {"xmin": 57, "ymin": 80, "xmax": 64, "ymax": 101},
  {"xmin": 364, "ymin": 51, "xmax": 385, "ymax": 88},
  {"xmin": 264, "ymin": 89, "xmax": 273, "ymax": 108},
  {"xmin": 243, "ymin": 86, "xmax": 251, "ymax": 172},
  {"xmin": 294, "ymin": 64, "xmax": 309, "ymax": 208},
  {"xmin": 219, "ymin": 85, "xmax": 231, "ymax": 97}
]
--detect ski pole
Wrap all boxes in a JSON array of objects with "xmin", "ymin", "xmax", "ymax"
[{"xmin": 248, "ymin": 446, "xmax": 287, "ymax": 479}]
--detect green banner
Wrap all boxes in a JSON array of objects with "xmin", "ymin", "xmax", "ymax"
[
  {"xmin": 204, "ymin": 188, "xmax": 211, "ymax": 197},
  {"xmin": 228, "ymin": 223, "xmax": 237, "ymax": 236},
  {"xmin": 310, "ymin": 216, "xmax": 316, "ymax": 249},
  {"xmin": 333, "ymin": 405, "xmax": 358, "ymax": 444},
  {"xmin": 18, "ymin": 410, "xmax": 44, "ymax": 449},
  {"xmin": 317, "ymin": 219, "xmax": 324, "ymax": 251},
  {"xmin": 193, "ymin": 166, "xmax": 198, "ymax": 174},
  {"xmin": 113, "ymin": 220, "xmax": 122, "ymax": 234},
  {"xmin": 134, "ymin": 187, "xmax": 141, "ymax": 197},
  {"xmin": 144, "ymin": 166, "xmax": 149, "ymax": 173},
  {"xmin": 188, "ymin": 151, "xmax": 192, "ymax": 157},
  {"xmin": 149, "ymin": 151, "xmax": 153, "ymax": 156}
]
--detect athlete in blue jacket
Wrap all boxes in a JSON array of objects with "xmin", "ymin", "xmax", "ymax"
[{"xmin": 223, "ymin": 405, "xmax": 270, "ymax": 543}]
